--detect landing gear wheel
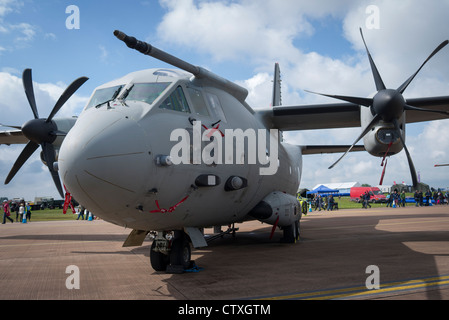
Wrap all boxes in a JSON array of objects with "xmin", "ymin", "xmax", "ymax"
[
  {"xmin": 150, "ymin": 241, "xmax": 169, "ymax": 271},
  {"xmin": 295, "ymin": 220, "xmax": 301, "ymax": 241},
  {"xmin": 170, "ymin": 236, "xmax": 192, "ymax": 269},
  {"xmin": 281, "ymin": 221, "xmax": 300, "ymax": 243}
]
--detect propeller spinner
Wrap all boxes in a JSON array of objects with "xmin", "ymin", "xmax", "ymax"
[
  {"xmin": 307, "ymin": 29, "xmax": 449, "ymax": 188},
  {"xmin": 4, "ymin": 69, "xmax": 88, "ymax": 198}
]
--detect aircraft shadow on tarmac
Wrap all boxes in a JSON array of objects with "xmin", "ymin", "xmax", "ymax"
[{"xmin": 155, "ymin": 212, "xmax": 449, "ymax": 300}]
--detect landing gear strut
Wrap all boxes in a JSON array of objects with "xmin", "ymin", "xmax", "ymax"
[{"xmin": 150, "ymin": 230, "xmax": 193, "ymax": 273}]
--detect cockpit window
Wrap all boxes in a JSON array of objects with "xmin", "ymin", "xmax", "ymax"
[
  {"xmin": 159, "ymin": 86, "xmax": 191, "ymax": 113},
  {"xmin": 85, "ymin": 85, "xmax": 123, "ymax": 109},
  {"xmin": 124, "ymin": 83, "xmax": 171, "ymax": 105},
  {"xmin": 205, "ymin": 92, "xmax": 227, "ymax": 122},
  {"xmin": 187, "ymin": 87, "xmax": 209, "ymax": 116}
]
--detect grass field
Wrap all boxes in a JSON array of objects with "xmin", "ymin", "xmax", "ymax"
[
  {"xmin": 8, "ymin": 208, "xmax": 83, "ymax": 222},
  {"xmin": 5, "ymin": 195, "xmax": 422, "ymax": 222},
  {"xmin": 301, "ymin": 195, "xmax": 419, "ymax": 211}
]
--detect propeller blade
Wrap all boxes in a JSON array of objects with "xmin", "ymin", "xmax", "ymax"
[
  {"xmin": 46, "ymin": 76, "xmax": 89, "ymax": 122},
  {"xmin": 4, "ymin": 141, "xmax": 39, "ymax": 184},
  {"xmin": 397, "ymin": 40, "xmax": 449, "ymax": 94},
  {"xmin": 392, "ymin": 119, "xmax": 418, "ymax": 188},
  {"xmin": 22, "ymin": 69, "xmax": 39, "ymax": 119},
  {"xmin": 404, "ymin": 104, "xmax": 449, "ymax": 116},
  {"xmin": 359, "ymin": 28, "xmax": 386, "ymax": 91},
  {"xmin": 304, "ymin": 90, "xmax": 373, "ymax": 107},
  {"xmin": 42, "ymin": 142, "xmax": 64, "ymax": 198},
  {"xmin": 329, "ymin": 113, "xmax": 382, "ymax": 169}
]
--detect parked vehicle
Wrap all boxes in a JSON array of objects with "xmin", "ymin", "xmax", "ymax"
[{"xmin": 350, "ymin": 187, "xmax": 386, "ymax": 203}]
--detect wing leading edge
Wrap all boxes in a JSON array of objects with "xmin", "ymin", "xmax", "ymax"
[{"xmin": 0, "ymin": 130, "xmax": 27, "ymax": 145}]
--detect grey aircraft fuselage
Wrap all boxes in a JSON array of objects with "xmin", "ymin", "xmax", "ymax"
[{"xmin": 58, "ymin": 68, "xmax": 302, "ymax": 232}]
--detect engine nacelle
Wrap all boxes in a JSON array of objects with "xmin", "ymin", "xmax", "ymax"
[
  {"xmin": 361, "ymin": 108, "xmax": 405, "ymax": 157},
  {"xmin": 248, "ymin": 191, "xmax": 301, "ymax": 227}
]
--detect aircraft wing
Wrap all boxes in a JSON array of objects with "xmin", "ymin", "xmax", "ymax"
[
  {"xmin": 258, "ymin": 102, "xmax": 361, "ymax": 131},
  {"xmin": 256, "ymin": 95, "xmax": 449, "ymax": 131},
  {"xmin": 405, "ymin": 96, "xmax": 449, "ymax": 123},
  {"xmin": 0, "ymin": 130, "xmax": 27, "ymax": 145}
]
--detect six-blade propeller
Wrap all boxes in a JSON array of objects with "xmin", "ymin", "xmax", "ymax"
[
  {"xmin": 3, "ymin": 69, "xmax": 88, "ymax": 198},
  {"xmin": 307, "ymin": 28, "xmax": 449, "ymax": 188}
]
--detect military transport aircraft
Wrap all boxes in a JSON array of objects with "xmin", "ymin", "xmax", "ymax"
[{"xmin": 1, "ymin": 29, "xmax": 449, "ymax": 273}]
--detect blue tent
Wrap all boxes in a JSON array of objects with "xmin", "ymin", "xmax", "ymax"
[{"xmin": 306, "ymin": 185, "xmax": 339, "ymax": 196}]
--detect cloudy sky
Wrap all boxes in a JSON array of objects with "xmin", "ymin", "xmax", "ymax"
[{"xmin": 1, "ymin": 0, "xmax": 449, "ymax": 200}]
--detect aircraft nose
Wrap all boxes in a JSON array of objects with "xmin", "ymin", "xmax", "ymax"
[{"xmin": 58, "ymin": 110, "xmax": 152, "ymax": 214}]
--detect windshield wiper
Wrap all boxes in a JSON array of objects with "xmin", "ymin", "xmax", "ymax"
[
  {"xmin": 121, "ymin": 84, "xmax": 134, "ymax": 99},
  {"xmin": 118, "ymin": 84, "xmax": 134, "ymax": 107}
]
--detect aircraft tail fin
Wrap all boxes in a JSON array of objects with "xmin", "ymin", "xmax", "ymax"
[{"xmin": 272, "ymin": 63, "xmax": 282, "ymax": 107}]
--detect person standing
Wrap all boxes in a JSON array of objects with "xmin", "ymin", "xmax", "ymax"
[
  {"xmin": 19, "ymin": 203, "xmax": 25, "ymax": 223},
  {"xmin": 386, "ymin": 192, "xmax": 392, "ymax": 207},
  {"xmin": 76, "ymin": 206, "xmax": 85, "ymax": 220},
  {"xmin": 2, "ymin": 200, "xmax": 13, "ymax": 224},
  {"xmin": 327, "ymin": 195, "xmax": 334, "ymax": 211},
  {"xmin": 400, "ymin": 191, "xmax": 406, "ymax": 207},
  {"xmin": 425, "ymin": 190, "xmax": 431, "ymax": 206},
  {"xmin": 25, "ymin": 203, "xmax": 31, "ymax": 221},
  {"xmin": 414, "ymin": 190, "xmax": 419, "ymax": 207}
]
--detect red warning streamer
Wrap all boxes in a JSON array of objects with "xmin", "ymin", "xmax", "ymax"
[
  {"xmin": 379, "ymin": 158, "xmax": 388, "ymax": 186},
  {"xmin": 150, "ymin": 196, "xmax": 189, "ymax": 213},
  {"xmin": 379, "ymin": 142, "xmax": 393, "ymax": 185},
  {"xmin": 63, "ymin": 185, "xmax": 76, "ymax": 214},
  {"xmin": 381, "ymin": 142, "xmax": 393, "ymax": 167}
]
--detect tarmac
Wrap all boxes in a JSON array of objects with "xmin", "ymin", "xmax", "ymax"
[{"xmin": 1, "ymin": 204, "xmax": 449, "ymax": 300}]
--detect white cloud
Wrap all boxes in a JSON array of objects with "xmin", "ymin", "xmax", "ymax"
[
  {"xmin": 0, "ymin": 72, "xmax": 88, "ymax": 124},
  {"xmin": 98, "ymin": 45, "xmax": 109, "ymax": 63},
  {"xmin": 157, "ymin": 0, "xmax": 354, "ymax": 62},
  {"xmin": 11, "ymin": 22, "xmax": 35, "ymax": 42},
  {"xmin": 0, "ymin": 0, "xmax": 39, "ymax": 53},
  {"xmin": 0, "ymin": 0, "xmax": 22, "ymax": 17}
]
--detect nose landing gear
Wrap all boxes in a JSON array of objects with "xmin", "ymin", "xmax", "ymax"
[{"xmin": 150, "ymin": 230, "xmax": 193, "ymax": 273}]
